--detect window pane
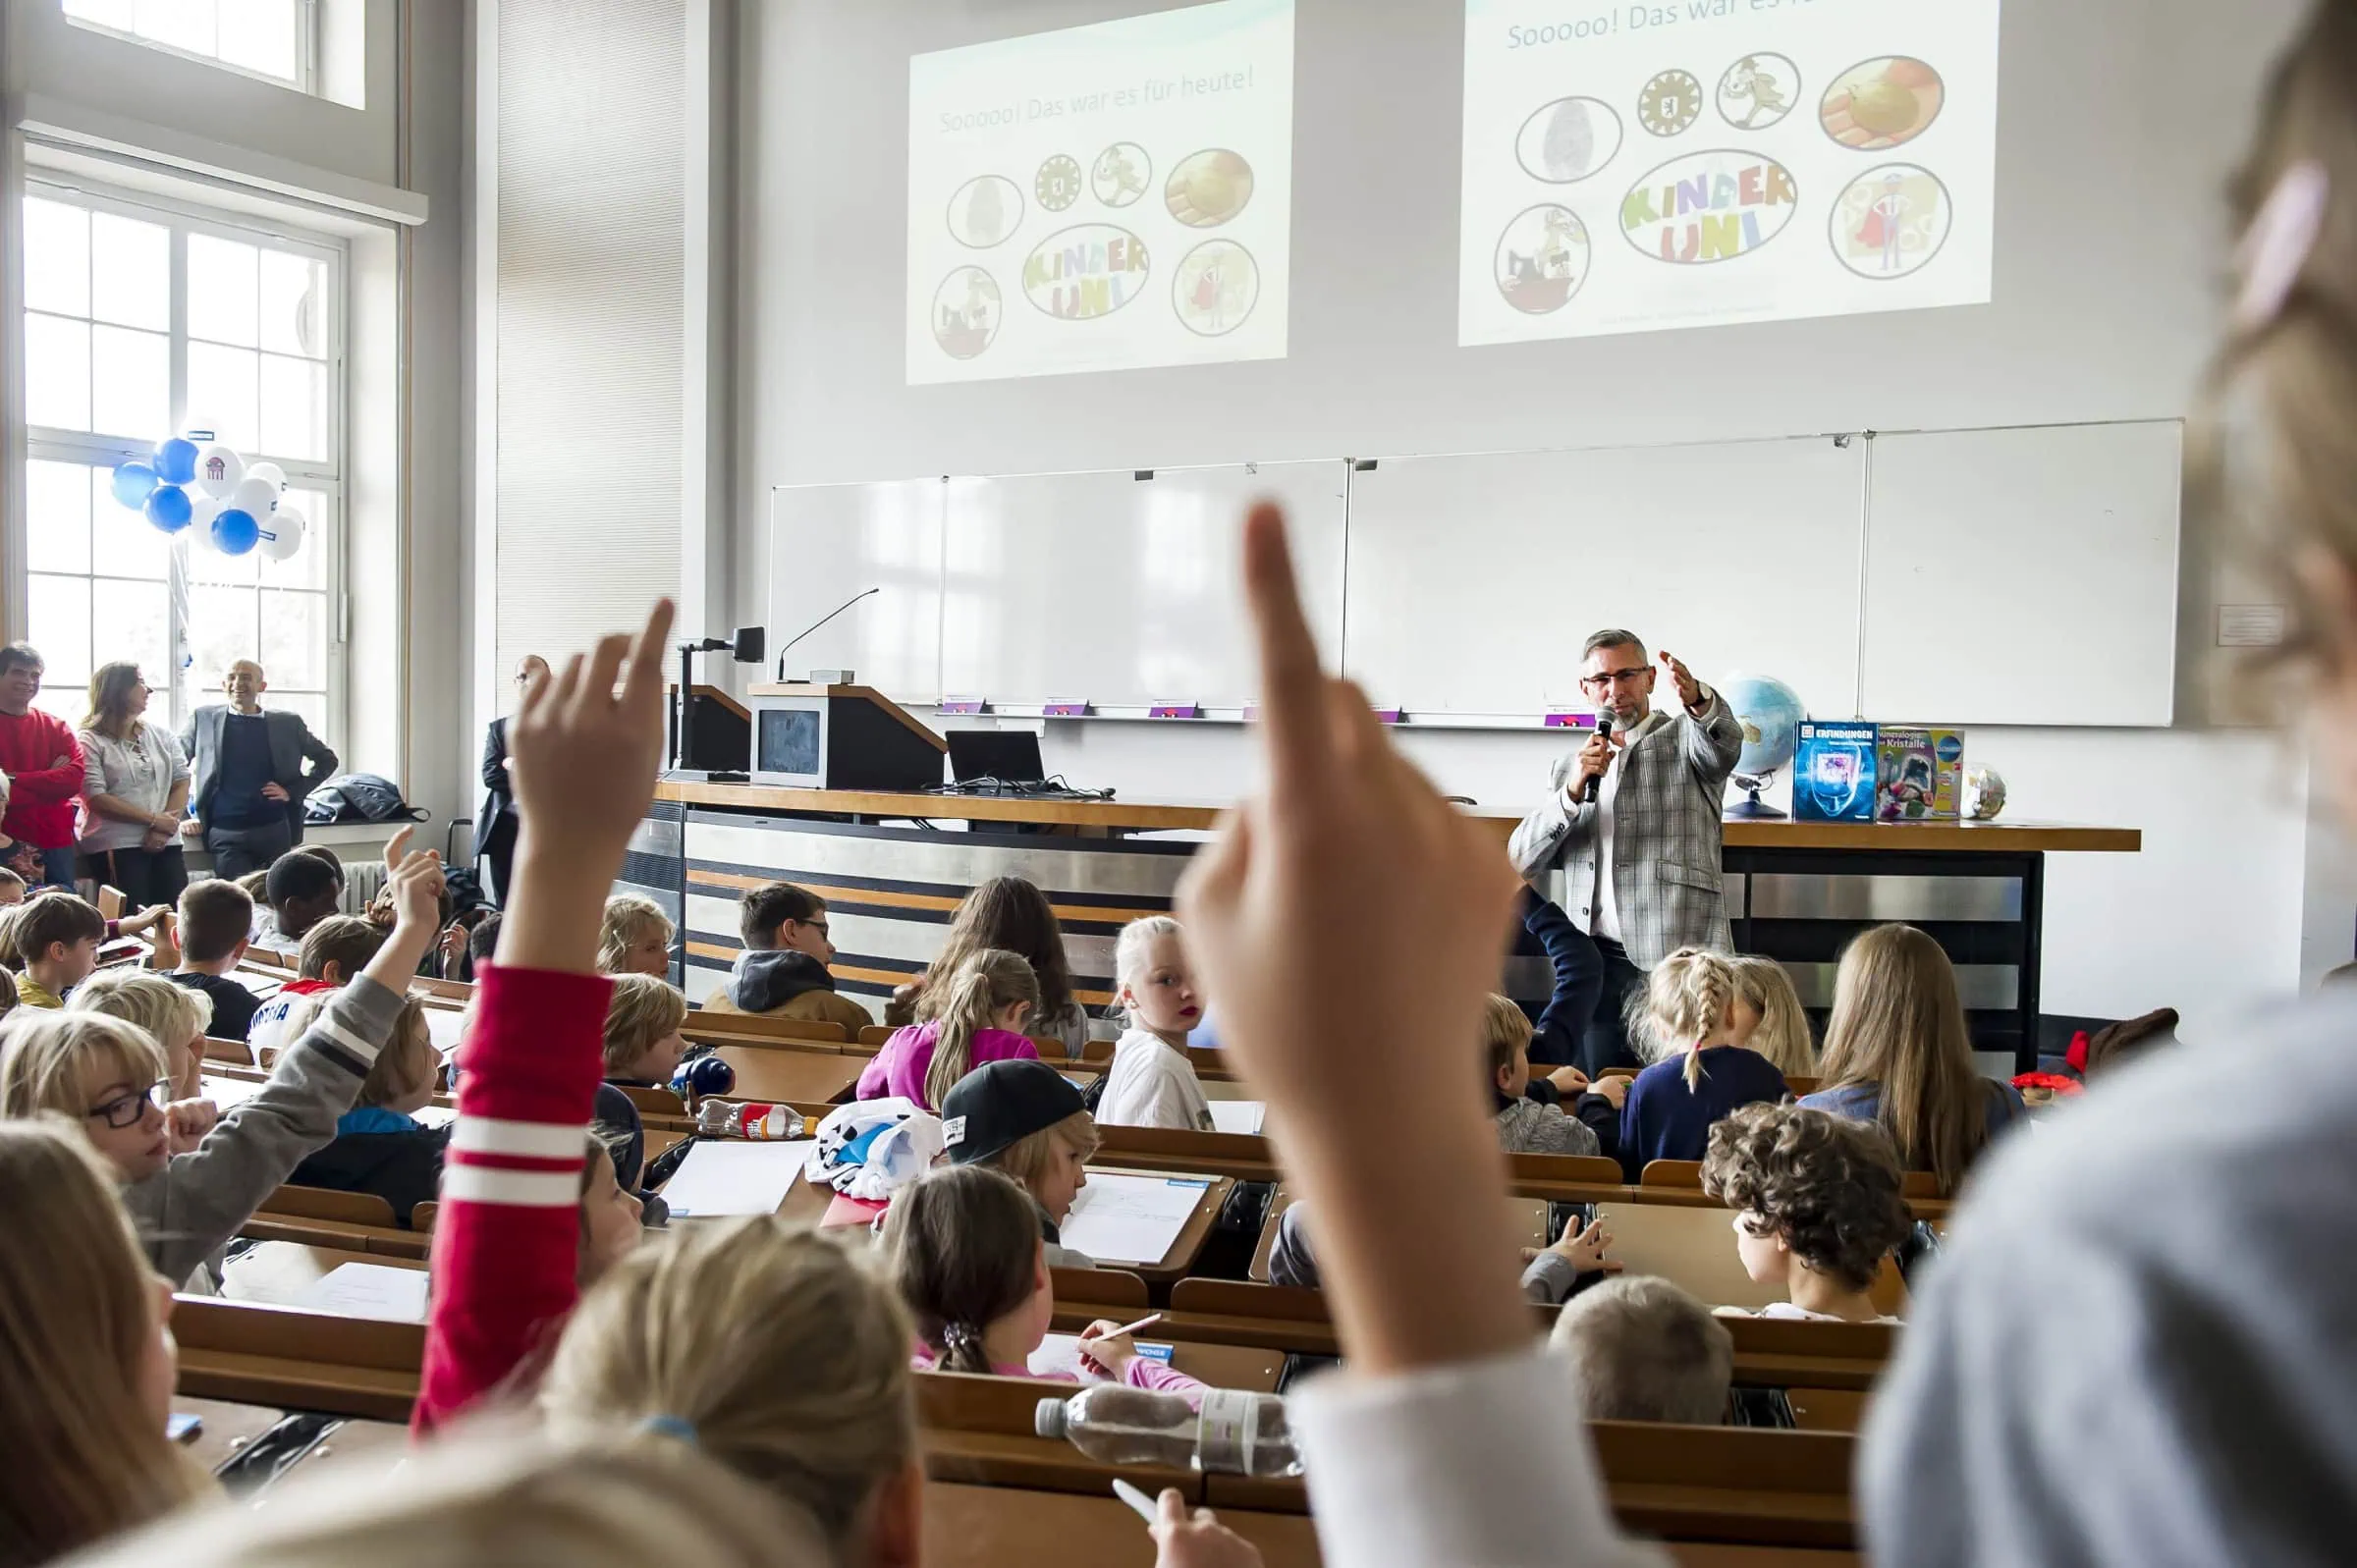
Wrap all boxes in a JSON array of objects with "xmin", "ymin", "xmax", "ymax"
[
  {"xmin": 135, "ymin": 0, "xmax": 218, "ymax": 56},
  {"xmin": 189, "ymin": 234, "xmax": 259, "ymax": 348},
  {"xmin": 65, "ymin": 0, "xmax": 137, "ymax": 27},
  {"xmin": 90, "ymin": 469, "xmax": 174, "ymax": 583},
  {"xmin": 187, "ymin": 585, "xmax": 259, "ymax": 704},
  {"xmin": 31, "ymin": 688, "xmax": 83, "ymax": 730},
  {"xmin": 89, "ymin": 212, "xmax": 169, "ymax": 330},
  {"xmin": 262, "ymin": 487, "xmax": 327, "ymax": 589},
  {"xmin": 269, "ymin": 691, "xmax": 326, "ymax": 734},
  {"xmin": 258, "ymin": 590, "xmax": 325, "ymax": 687},
  {"xmin": 24, "ymin": 198, "xmax": 90, "ymax": 317},
  {"xmin": 187, "ymin": 342, "xmax": 259, "ymax": 452},
  {"xmin": 258, "ymin": 248, "xmax": 326, "ymax": 355},
  {"xmin": 27, "ymin": 574, "xmax": 94, "ymax": 687},
  {"xmin": 90, "ymin": 579, "xmax": 173, "ymax": 696},
  {"xmin": 25, "ymin": 312, "xmax": 92, "ymax": 431},
  {"xmin": 91, "ymin": 324, "xmax": 170, "ymax": 442},
  {"xmin": 258, "ymin": 353, "xmax": 326, "ymax": 460},
  {"xmin": 28, "ymin": 460, "xmax": 93, "ymax": 575},
  {"xmin": 217, "ymin": 0, "xmax": 298, "ymax": 81}
]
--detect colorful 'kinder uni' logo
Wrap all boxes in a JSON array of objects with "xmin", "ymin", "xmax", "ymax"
[
  {"xmin": 1620, "ymin": 150, "xmax": 1796, "ymax": 264},
  {"xmin": 1022, "ymin": 224, "xmax": 1150, "ymax": 319}
]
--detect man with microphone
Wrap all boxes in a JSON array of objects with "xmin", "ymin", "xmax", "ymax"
[{"xmin": 1508, "ymin": 629, "xmax": 1745, "ymax": 1073}]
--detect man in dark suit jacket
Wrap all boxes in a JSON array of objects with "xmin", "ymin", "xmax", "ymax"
[
  {"xmin": 178, "ymin": 659, "xmax": 340, "ymax": 878},
  {"xmin": 474, "ymin": 655, "xmax": 548, "ymax": 907}
]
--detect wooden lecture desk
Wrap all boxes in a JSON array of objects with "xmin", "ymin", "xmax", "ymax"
[{"xmin": 628, "ymin": 783, "xmax": 2137, "ymax": 1070}]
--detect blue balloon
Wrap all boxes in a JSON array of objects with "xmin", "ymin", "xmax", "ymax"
[
  {"xmin": 111, "ymin": 461, "xmax": 159, "ymax": 508},
  {"xmin": 143, "ymin": 484, "xmax": 193, "ymax": 533},
  {"xmin": 154, "ymin": 437, "xmax": 198, "ymax": 486},
  {"xmin": 211, "ymin": 506, "xmax": 260, "ymax": 556}
]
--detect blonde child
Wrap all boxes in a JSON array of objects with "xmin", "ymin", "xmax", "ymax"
[
  {"xmin": 597, "ymin": 893, "xmax": 675, "ymax": 977},
  {"xmin": 1548, "ymin": 1274, "xmax": 1734, "ymax": 1424},
  {"xmin": 1729, "ymin": 954, "xmax": 1815, "ymax": 1078},
  {"xmin": 892, "ymin": 875, "xmax": 1092, "ymax": 1056},
  {"xmin": 887, "ymin": 1162, "xmax": 1207, "ymax": 1398},
  {"xmin": 10, "ymin": 890, "xmax": 105, "ymax": 1007},
  {"xmin": 941, "ymin": 1057, "xmax": 1103, "ymax": 1268},
  {"xmin": 69, "ymin": 968, "xmax": 218, "ymax": 1155},
  {"xmin": 1703, "ymin": 1102, "xmax": 1910, "ymax": 1324},
  {"xmin": 1615, "ymin": 946, "xmax": 1787, "ymax": 1180},
  {"xmin": 1486, "ymin": 992, "xmax": 1620, "ymax": 1157},
  {"xmin": 856, "ymin": 947, "xmax": 1038, "ymax": 1111},
  {"xmin": 601, "ymin": 972, "xmax": 688, "ymax": 1087},
  {"xmin": 0, "ymin": 830, "xmax": 444, "ymax": 1290},
  {"xmin": 1099, "ymin": 916, "xmax": 1216, "ymax": 1131},
  {"xmin": 288, "ymin": 996, "xmax": 452, "ymax": 1224},
  {"xmin": 0, "ymin": 1118, "xmax": 206, "ymax": 1564},
  {"xmin": 0, "ymin": 866, "xmax": 24, "ymax": 905},
  {"xmin": 1798, "ymin": 923, "xmax": 2024, "ymax": 1192}
]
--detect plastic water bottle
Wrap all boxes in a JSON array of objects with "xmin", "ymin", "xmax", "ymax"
[
  {"xmin": 693, "ymin": 1101, "xmax": 804, "ymax": 1141},
  {"xmin": 1033, "ymin": 1385, "xmax": 1301, "ymax": 1478}
]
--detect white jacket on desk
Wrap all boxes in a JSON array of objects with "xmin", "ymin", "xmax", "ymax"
[{"xmin": 1096, "ymin": 1027, "xmax": 1214, "ymax": 1131}]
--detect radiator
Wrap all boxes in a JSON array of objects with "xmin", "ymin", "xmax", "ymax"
[{"xmin": 342, "ymin": 858, "xmax": 390, "ymax": 916}]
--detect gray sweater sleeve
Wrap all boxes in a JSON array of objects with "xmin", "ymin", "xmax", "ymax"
[
  {"xmin": 1520, "ymin": 1250, "xmax": 1580, "ymax": 1306},
  {"xmin": 126, "ymin": 975, "xmax": 404, "ymax": 1283}
]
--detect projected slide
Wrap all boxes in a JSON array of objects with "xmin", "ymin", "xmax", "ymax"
[
  {"xmin": 1459, "ymin": 0, "xmax": 1999, "ymax": 346},
  {"xmin": 907, "ymin": 0, "xmax": 1294, "ymax": 385}
]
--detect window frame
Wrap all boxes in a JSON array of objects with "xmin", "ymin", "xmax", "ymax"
[
  {"xmin": 21, "ymin": 173, "xmax": 349, "ymax": 750},
  {"xmin": 58, "ymin": 0, "xmax": 323, "ymax": 98}
]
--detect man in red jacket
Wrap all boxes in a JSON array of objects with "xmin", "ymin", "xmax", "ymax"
[{"xmin": 0, "ymin": 644, "xmax": 85, "ymax": 889}]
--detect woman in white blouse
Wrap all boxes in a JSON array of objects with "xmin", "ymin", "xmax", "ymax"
[{"xmin": 77, "ymin": 662, "xmax": 192, "ymax": 908}]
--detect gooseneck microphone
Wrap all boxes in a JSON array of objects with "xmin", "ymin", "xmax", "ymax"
[{"xmin": 1585, "ymin": 711, "xmax": 1615, "ymax": 804}]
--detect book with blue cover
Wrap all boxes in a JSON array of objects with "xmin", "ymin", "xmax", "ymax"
[{"xmin": 1794, "ymin": 722, "xmax": 1878, "ymax": 822}]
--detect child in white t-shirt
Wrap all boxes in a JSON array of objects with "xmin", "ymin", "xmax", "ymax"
[
  {"xmin": 1096, "ymin": 916, "xmax": 1214, "ymax": 1132},
  {"xmin": 1702, "ymin": 1101, "xmax": 1911, "ymax": 1324}
]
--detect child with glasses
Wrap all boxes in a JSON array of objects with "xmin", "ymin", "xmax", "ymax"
[
  {"xmin": 0, "ymin": 830, "xmax": 448, "ymax": 1290},
  {"xmin": 701, "ymin": 880, "xmax": 873, "ymax": 1034}
]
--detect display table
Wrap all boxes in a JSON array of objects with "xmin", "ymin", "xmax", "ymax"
[{"xmin": 626, "ymin": 782, "xmax": 2138, "ymax": 1069}]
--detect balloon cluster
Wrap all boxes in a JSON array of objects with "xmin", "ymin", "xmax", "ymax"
[{"xmin": 109, "ymin": 433, "xmax": 304, "ymax": 562}]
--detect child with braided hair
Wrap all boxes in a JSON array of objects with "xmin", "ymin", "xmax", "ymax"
[{"xmin": 1615, "ymin": 946, "xmax": 1788, "ymax": 1180}]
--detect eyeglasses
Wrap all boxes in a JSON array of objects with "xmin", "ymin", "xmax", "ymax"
[
  {"xmin": 1580, "ymin": 667, "xmax": 1652, "ymax": 690},
  {"xmin": 794, "ymin": 917, "xmax": 831, "ymax": 937},
  {"xmin": 86, "ymin": 1079, "xmax": 169, "ymax": 1129}
]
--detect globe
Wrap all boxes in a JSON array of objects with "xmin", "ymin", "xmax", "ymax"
[{"xmin": 1722, "ymin": 675, "xmax": 1805, "ymax": 819}]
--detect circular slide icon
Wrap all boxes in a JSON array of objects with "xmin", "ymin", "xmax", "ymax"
[
  {"xmin": 1515, "ymin": 97, "xmax": 1623, "ymax": 185},
  {"xmin": 1494, "ymin": 204, "xmax": 1590, "ymax": 313},
  {"xmin": 1092, "ymin": 142, "xmax": 1152, "ymax": 208},
  {"xmin": 1173, "ymin": 240, "xmax": 1259, "ymax": 336},
  {"xmin": 1830, "ymin": 163, "xmax": 1952, "ymax": 279},
  {"xmin": 931, "ymin": 266, "xmax": 1002, "ymax": 359},
  {"xmin": 1717, "ymin": 53, "xmax": 1799, "ymax": 130},
  {"xmin": 1166, "ymin": 148, "xmax": 1256, "ymax": 228},
  {"xmin": 946, "ymin": 175, "xmax": 1023, "ymax": 248},
  {"xmin": 1035, "ymin": 154, "xmax": 1083, "ymax": 212},
  {"xmin": 1638, "ymin": 69, "xmax": 1703, "ymax": 136},
  {"xmin": 1621, "ymin": 150, "xmax": 1798, "ymax": 265},
  {"xmin": 1820, "ymin": 57, "xmax": 1945, "ymax": 151}
]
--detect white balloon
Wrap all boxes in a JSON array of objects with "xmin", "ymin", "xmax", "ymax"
[
  {"xmin": 258, "ymin": 507, "xmax": 305, "ymax": 563},
  {"xmin": 246, "ymin": 460, "xmax": 288, "ymax": 492},
  {"xmin": 229, "ymin": 476, "xmax": 279, "ymax": 517},
  {"xmin": 189, "ymin": 493, "xmax": 224, "ymax": 529},
  {"xmin": 192, "ymin": 444, "xmax": 245, "ymax": 498}
]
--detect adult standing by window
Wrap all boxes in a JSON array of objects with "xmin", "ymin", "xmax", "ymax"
[
  {"xmin": 77, "ymin": 663, "xmax": 192, "ymax": 908},
  {"xmin": 0, "ymin": 644, "xmax": 87, "ymax": 890},
  {"xmin": 179, "ymin": 659, "xmax": 339, "ymax": 879},
  {"xmin": 474, "ymin": 655, "xmax": 548, "ymax": 907},
  {"xmin": 1507, "ymin": 628, "xmax": 1744, "ymax": 1074}
]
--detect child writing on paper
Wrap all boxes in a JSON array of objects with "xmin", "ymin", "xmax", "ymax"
[
  {"xmin": 1098, "ymin": 916, "xmax": 1215, "ymax": 1132},
  {"xmin": 1729, "ymin": 954, "xmax": 1815, "ymax": 1079},
  {"xmin": 942, "ymin": 1057, "xmax": 1104, "ymax": 1269},
  {"xmin": 1617, "ymin": 946, "xmax": 1788, "ymax": 1180},
  {"xmin": 857, "ymin": 947, "xmax": 1038, "ymax": 1111},
  {"xmin": 1703, "ymin": 1102, "xmax": 1910, "ymax": 1324},
  {"xmin": 288, "ymin": 995, "xmax": 454, "ymax": 1225},
  {"xmin": 887, "ymin": 1162, "xmax": 1207, "ymax": 1400}
]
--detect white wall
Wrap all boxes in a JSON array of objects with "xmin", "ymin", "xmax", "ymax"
[{"xmin": 724, "ymin": 0, "xmax": 2321, "ymax": 1042}]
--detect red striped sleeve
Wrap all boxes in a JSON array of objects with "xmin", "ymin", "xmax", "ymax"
[{"xmin": 412, "ymin": 961, "xmax": 612, "ymax": 1433}]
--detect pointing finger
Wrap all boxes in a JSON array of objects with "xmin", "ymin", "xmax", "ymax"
[{"xmin": 1240, "ymin": 502, "xmax": 1330, "ymax": 801}]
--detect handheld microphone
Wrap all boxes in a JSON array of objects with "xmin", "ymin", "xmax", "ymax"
[
  {"xmin": 1585, "ymin": 711, "xmax": 1615, "ymax": 803},
  {"xmin": 775, "ymin": 587, "xmax": 881, "ymax": 679}
]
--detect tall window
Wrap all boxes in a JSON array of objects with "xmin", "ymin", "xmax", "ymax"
[
  {"xmin": 21, "ymin": 179, "xmax": 342, "ymax": 741},
  {"xmin": 59, "ymin": 0, "xmax": 317, "ymax": 94}
]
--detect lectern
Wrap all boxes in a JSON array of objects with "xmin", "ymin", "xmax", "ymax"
[{"xmin": 744, "ymin": 685, "xmax": 948, "ymax": 790}]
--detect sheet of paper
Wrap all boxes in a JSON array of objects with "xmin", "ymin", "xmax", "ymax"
[
  {"xmin": 1060, "ymin": 1171, "xmax": 1210, "ymax": 1265},
  {"xmin": 229, "ymin": 970, "xmax": 281, "ymax": 998},
  {"xmin": 658, "ymin": 1139, "xmax": 813, "ymax": 1217},
  {"xmin": 1027, "ymin": 1331, "xmax": 1177, "ymax": 1382},
  {"xmin": 422, "ymin": 1007, "xmax": 467, "ymax": 1054},
  {"xmin": 411, "ymin": 1104, "xmax": 457, "ymax": 1129},
  {"xmin": 200, "ymin": 1075, "xmax": 264, "ymax": 1110},
  {"xmin": 296, "ymin": 1262, "xmax": 429, "ymax": 1323},
  {"xmin": 1207, "ymin": 1101, "xmax": 1265, "ymax": 1136}
]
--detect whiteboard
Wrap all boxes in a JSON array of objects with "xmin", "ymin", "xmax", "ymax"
[
  {"xmin": 938, "ymin": 460, "xmax": 1348, "ymax": 709},
  {"xmin": 767, "ymin": 477, "xmax": 947, "ymax": 703},
  {"xmin": 1860, "ymin": 421, "xmax": 2181, "ymax": 726},
  {"xmin": 1342, "ymin": 439, "xmax": 1867, "ymax": 720}
]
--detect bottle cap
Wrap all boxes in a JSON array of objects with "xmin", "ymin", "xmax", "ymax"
[{"xmin": 1033, "ymin": 1398, "xmax": 1069, "ymax": 1440}]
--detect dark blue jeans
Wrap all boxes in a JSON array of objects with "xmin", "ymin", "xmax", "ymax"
[
  {"xmin": 1580, "ymin": 935, "xmax": 1647, "ymax": 1077},
  {"xmin": 1516, "ymin": 885, "xmax": 1606, "ymax": 1067},
  {"xmin": 37, "ymin": 844, "xmax": 77, "ymax": 891}
]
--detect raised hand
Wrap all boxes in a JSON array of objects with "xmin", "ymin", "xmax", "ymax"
[{"xmin": 1660, "ymin": 650, "xmax": 1703, "ymax": 711}]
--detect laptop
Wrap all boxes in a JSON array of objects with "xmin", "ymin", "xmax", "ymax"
[{"xmin": 947, "ymin": 730, "xmax": 1047, "ymax": 785}]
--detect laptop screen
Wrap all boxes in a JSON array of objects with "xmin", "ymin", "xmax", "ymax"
[{"xmin": 947, "ymin": 730, "xmax": 1046, "ymax": 784}]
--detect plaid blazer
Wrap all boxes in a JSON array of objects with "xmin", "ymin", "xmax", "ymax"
[{"xmin": 1507, "ymin": 689, "xmax": 1745, "ymax": 970}]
